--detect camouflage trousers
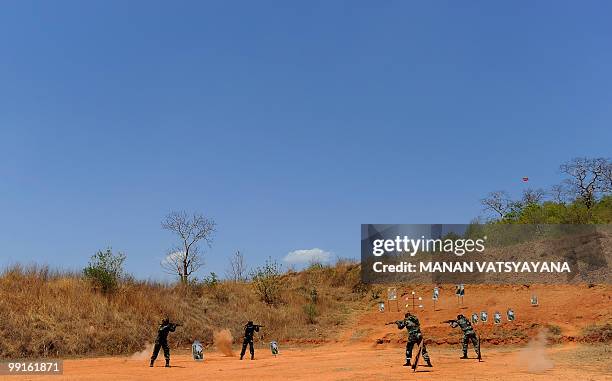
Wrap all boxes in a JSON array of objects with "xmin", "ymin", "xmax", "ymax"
[
  {"xmin": 406, "ymin": 336, "xmax": 430, "ymax": 362},
  {"xmin": 462, "ymin": 333, "xmax": 480, "ymax": 356}
]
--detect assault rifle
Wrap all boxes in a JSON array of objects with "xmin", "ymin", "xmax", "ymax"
[
  {"xmin": 441, "ymin": 320, "xmax": 483, "ymax": 361},
  {"xmin": 385, "ymin": 320, "xmax": 400, "ymax": 326},
  {"xmin": 411, "ymin": 336, "xmax": 424, "ymax": 372}
]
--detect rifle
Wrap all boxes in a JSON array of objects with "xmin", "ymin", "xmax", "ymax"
[
  {"xmin": 385, "ymin": 321, "xmax": 400, "ymax": 326},
  {"xmin": 411, "ymin": 337, "xmax": 423, "ymax": 372},
  {"xmin": 441, "ymin": 319, "xmax": 457, "ymax": 325}
]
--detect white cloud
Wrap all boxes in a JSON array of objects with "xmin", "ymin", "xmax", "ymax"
[
  {"xmin": 161, "ymin": 251, "xmax": 185, "ymax": 265},
  {"xmin": 283, "ymin": 248, "xmax": 332, "ymax": 265}
]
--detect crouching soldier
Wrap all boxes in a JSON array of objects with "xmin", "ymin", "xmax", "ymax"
[
  {"xmin": 240, "ymin": 321, "xmax": 263, "ymax": 360},
  {"xmin": 396, "ymin": 312, "xmax": 432, "ymax": 368},
  {"xmin": 447, "ymin": 314, "xmax": 481, "ymax": 360},
  {"xmin": 150, "ymin": 318, "xmax": 179, "ymax": 367}
]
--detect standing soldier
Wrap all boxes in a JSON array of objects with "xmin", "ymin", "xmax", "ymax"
[
  {"xmin": 394, "ymin": 312, "xmax": 432, "ymax": 368},
  {"xmin": 240, "ymin": 321, "xmax": 263, "ymax": 360},
  {"xmin": 150, "ymin": 317, "xmax": 179, "ymax": 368},
  {"xmin": 446, "ymin": 314, "xmax": 481, "ymax": 360}
]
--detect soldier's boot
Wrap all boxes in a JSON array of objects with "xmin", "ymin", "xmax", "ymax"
[
  {"xmin": 460, "ymin": 354, "xmax": 468, "ymax": 359},
  {"xmin": 240, "ymin": 355, "xmax": 244, "ymax": 360},
  {"xmin": 403, "ymin": 360, "xmax": 411, "ymax": 367},
  {"xmin": 251, "ymin": 356, "xmax": 254, "ymax": 360},
  {"xmin": 425, "ymin": 358, "xmax": 433, "ymax": 367},
  {"xmin": 149, "ymin": 360, "xmax": 154, "ymax": 367},
  {"xmin": 165, "ymin": 360, "xmax": 170, "ymax": 368}
]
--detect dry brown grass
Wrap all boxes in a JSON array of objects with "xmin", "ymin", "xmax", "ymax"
[
  {"xmin": 0, "ymin": 262, "xmax": 364, "ymax": 358},
  {"xmin": 580, "ymin": 323, "xmax": 612, "ymax": 343}
]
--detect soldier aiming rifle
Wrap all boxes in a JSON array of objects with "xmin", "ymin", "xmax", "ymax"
[
  {"xmin": 240, "ymin": 321, "xmax": 264, "ymax": 360},
  {"xmin": 150, "ymin": 318, "xmax": 181, "ymax": 368},
  {"xmin": 442, "ymin": 315, "xmax": 481, "ymax": 361},
  {"xmin": 389, "ymin": 312, "xmax": 432, "ymax": 369}
]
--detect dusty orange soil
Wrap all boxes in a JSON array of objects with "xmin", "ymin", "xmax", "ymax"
[
  {"xmin": 6, "ymin": 284, "xmax": 611, "ymax": 380},
  {"xmin": 352, "ymin": 284, "xmax": 611, "ymax": 345},
  {"xmin": 9, "ymin": 343, "xmax": 610, "ymax": 381}
]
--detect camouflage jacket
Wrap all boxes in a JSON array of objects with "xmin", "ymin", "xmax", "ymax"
[
  {"xmin": 451, "ymin": 317, "xmax": 475, "ymax": 335},
  {"xmin": 398, "ymin": 316, "xmax": 422, "ymax": 339}
]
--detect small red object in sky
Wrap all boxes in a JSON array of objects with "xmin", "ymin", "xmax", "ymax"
[{"xmin": 522, "ymin": 177, "xmax": 529, "ymax": 182}]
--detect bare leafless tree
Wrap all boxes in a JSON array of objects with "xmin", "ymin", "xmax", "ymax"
[
  {"xmin": 161, "ymin": 211, "xmax": 216, "ymax": 283},
  {"xmin": 560, "ymin": 157, "xmax": 611, "ymax": 209},
  {"xmin": 225, "ymin": 250, "xmax": 247, "ymax": 282},
  {"xmin": 480, "ymin": 190, "xmax": 513, "ymax": 218},
  {"xmin": 603, "ymin": 161, "xmax": 612, "ymax": 192},
  {"xmin": 521, "ymin": 188, "xmax": 546, "ymax": 206},
  {"xmin": 549, "ymin": 184, "xmax": 568, "ymax": 204}
]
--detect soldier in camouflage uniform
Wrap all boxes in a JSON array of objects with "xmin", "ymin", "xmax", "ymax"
[
  {"xmin": 150, "ymin": 318, "xmax": 178, "ymax": 367},
  {"xmin": 396, "ymin": 312, "xmax": 432, "ymax": 367},
  {"xmin": 449, "ymin": 314, "xmax": 480, "ymax": 359}
]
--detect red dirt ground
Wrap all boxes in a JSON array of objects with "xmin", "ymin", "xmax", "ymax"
[
  {"xmin": 7, "ymin": 284, "xmax": 611, "ymax": 380},
  {"xmin": 9, "ymin": 343, "xmax": 610, "ymax": 381}
]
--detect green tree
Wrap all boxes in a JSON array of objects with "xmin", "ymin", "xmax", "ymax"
[
  {"xmin": 83, "ymin": 248, "xmax": 126, "ymax": 293},
  {"xmin": 202, "ymin": 272, "xmax": 219, "ymax": 287},
  {"xmin": 303, "ymin": 302, "xmax": 318, "ymax": 324},
  {"xmin": 250, "ymin": 257, "xmax": 282, "ymax": 305},
  {"xmin": 479, "ymin": 158, "xmax": 611, "ymax": 225}
]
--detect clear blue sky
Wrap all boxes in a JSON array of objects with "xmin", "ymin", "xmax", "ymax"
[{"xmin": 1, "ymin": 1, "xmax": 610, "ymax": 279}]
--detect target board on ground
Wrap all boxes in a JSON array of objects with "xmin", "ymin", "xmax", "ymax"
[
  {"xmin": 471, "ymin": 313, "xmax": 479, "ymax": 324},
  {"xmin": 494, "ymin": 312, "xmax": 502, "ymax": 324},
  {"xmin": 192, "ymin": 340, "xmax": 204, "ymax": 361},
  {"xmin": 270, "ymin": 341, "xmax": 279, "ymax": 356},
  {"xmin": 481, "ymin": 311, "xmax": 488, "ymax": 323}
]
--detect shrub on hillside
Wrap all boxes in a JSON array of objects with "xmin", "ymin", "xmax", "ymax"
[
  {"xmin": 303, "ymin": 302, "xmax": 318, "ymax": 324},
  {"xmin": 310, "ymin": 287, "xmax": 318, "ymax": 304},
  {"xmin": 202, "ymin": 272, "xmax": 219, "ymax": 287},
  {"xmin": 83, "ymin": 248, "xmax": 126, "ymax": 294},
  {"xmin": 546, "ymin": 324, "xmax": 562, "ymax": 337},
  {"xmin": 581, "ymin": 323, "xmax": 612, "ymax": 343},
  {"xmin": 0, "ymin": 261, "xmax": 364, "ymax": 358},
  {"xmin": 250, "ymin": 257, "xmax": 282, "ymax": 305}
]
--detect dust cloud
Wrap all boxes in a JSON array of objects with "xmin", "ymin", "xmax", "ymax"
[
  {"xmin": 517, "ymin": 329, "xmax": 553, "ymax": 373},
  {"xmin": 130, "ymin": 343, "xmax": 153, "ymax": 360},
  {"xmin": 214, "ymin": 329, "xmax": 235, "ymax": 357}
]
